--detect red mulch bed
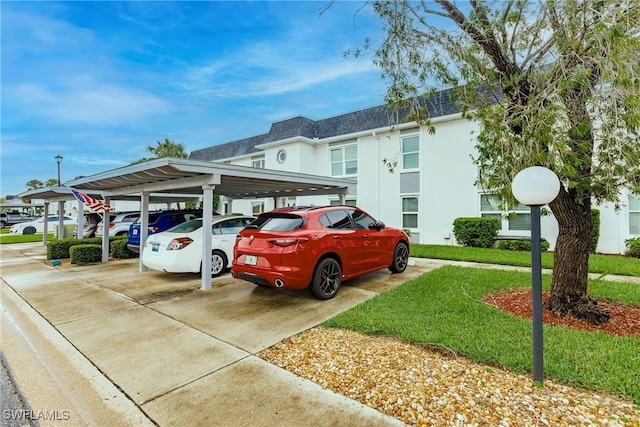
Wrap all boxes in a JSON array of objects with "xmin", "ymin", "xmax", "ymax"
[{"xmin": 485, "ymin": 290, "xmax": 640, "ymax": 338}]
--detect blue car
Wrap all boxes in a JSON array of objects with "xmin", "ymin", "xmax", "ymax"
[{"xmin": 127, "ymin": 209, "xmax": 205, "ymax": 253}]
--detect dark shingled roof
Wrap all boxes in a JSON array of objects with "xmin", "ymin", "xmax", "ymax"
[
  {"xmin": 189, "ymin": 133, "xmax": 267, "ymax": 162},
  {"xmin": 189, "ymin": 87, "xmax": 475, "ymax": 162}
]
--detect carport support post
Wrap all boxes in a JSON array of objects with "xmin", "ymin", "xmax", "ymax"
[
  {"xmin": 201, "ymin": 185, "xmax": 215, "ymax": 290},
  {"xmin": 76, "ymin": 201, "xmax": 84, "ymax": 239},
  {"xmin": 101, "ymin": 196, "xmax": 111, "ymax": 262},
  {"xmin": 57, "ymin": 201, "xmax": 65, "ymax": 238},
  {"xmin": 43, "ymin": 202, "xmax": 50, "ymax": 246},
  {"xmin": 138, "ymin": 192, "xmax": 150, "ymax": 273}
]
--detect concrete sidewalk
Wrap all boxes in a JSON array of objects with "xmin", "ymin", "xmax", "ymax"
[
  {"xmin": 3, "ymin": 243, "xmax": 448, "ymax": 426},
  {"xmin": 5, "ymin": 243, "xmax": 636, "ymax": 426}
]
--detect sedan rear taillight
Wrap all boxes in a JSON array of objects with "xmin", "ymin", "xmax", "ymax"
[
  {"xmin": 267, "ymin": 237, "xmax": 309, "ymax": 247},
  {"xmin": 168, "ymin": 237, "xmax": 193, "ymax": 250}
]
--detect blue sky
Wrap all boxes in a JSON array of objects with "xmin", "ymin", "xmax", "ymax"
[{"xmin": 1, "ymin": 1, "xmax": 387, "ymax": 197}]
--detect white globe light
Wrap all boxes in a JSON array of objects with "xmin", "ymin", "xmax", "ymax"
[{"xmin": 512, "ymin": 166, "xmax": 560, "ymax": 206}]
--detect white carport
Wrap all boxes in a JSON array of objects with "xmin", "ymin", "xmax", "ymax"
[
  {"xmin": 52, "ymin": 158, "xmax": 356, "ymax": 290},
  {"xmin": 18, "ymin": 186, "xmax": 200, "ymax": 247},
  {"xmin": 17, "ymin": 186, "xmax": 91, "ymax": 244}
]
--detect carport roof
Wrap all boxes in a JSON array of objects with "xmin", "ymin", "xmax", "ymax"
[
  {"xmin": 22, "ymin": 158, "xmax": 356, "ymax": 201},
  {"xmin": 18, "ymin": 185, "xmax": 201, "ymax": 204}
]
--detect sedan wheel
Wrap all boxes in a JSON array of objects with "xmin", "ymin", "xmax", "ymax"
[
  {"xmin": 23, "ymin": 226, "xmax": 36, "ymax": 235},
  {"xmin": 210, "ymin": 250, "xmax": 227, "ymax": 278},
  {"xmin": 309, "ymin": 258, "xmax": 341, "ymax": 300},
  {"xmin": 389, "ymin": 242, "xmax": 409, "ymax": 273}
]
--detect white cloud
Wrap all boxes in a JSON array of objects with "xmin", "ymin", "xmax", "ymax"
[
  {"xmin": 0, "ymin": 1, "xmax": 387, "ymax": 197},
  {"xmin": 182, "ymin": 47, "xmax": 377, "ymax": 99},
  {"xmin": 8, "ymin": 82, "xmax": 170, "ymax": 125}
]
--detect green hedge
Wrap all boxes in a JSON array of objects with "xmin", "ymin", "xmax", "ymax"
[
  {"xmin": 70, "ymin": 244, "xmax": 102, "ymax": 265},
  {"xmin": 497, "ymin": 239, "xmax": 550, "ymax": 252},
  {"xmin": 626, "ymin": 237, "xmax": 640, "ymax": 258},
  {"xmin": 111, "ymin": 238, "xmax": 137, "ymax": 259},
  {"xmin": 46, "ymin": 235, "xmax": 125, "ymax": 260},
  {"xmin": 453, "ymin": 217, "xmax": 500, "ymax": 248}
]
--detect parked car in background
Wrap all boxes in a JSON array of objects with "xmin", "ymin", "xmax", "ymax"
[
  {"xmin": 142, "ymin": 215, "xmax": 255, "ymax": 277},
  {"xmin": 74, "ymin": 212, "xmax": 116, "ymax": 238},
  {"xmin": 10, "ymin": 215, "xmax": 77, "ymax": 235},
  {"xmin": 232, "ymin": 206, "xmax": 410, "ymax": 300},
  {"xmin": 127, "ymin": 209, "xmax": 205, "ymax": 253},
  {"xmin": 0, "ymin": 212, "xmax": 39, "ymax": 228},
  {"xmin": 96, "ymin": 211, "xmax": 140, "ymax": 237}
]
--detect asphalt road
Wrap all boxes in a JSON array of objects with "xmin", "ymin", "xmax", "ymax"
[{"xmin": 1, "ymin": 352, "xmax": 38, "ymax": 427}]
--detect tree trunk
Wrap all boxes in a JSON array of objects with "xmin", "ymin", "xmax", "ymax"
[{"xmin": 545, "ymin": 188, "xmax": 610, "ymax": 325}]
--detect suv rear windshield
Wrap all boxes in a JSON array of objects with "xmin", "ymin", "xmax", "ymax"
[{"xmin": 250, "ymin": 213, "xmax": 305, "ymax": 232}]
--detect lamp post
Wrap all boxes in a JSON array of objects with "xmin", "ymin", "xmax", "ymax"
[
  {"xmin": 54, "ymin": 155, "xmax": 63, "ymax": 186},
  {"xmin": 512, "ymin": 166, "xmax": 560, "ymax": 383}
]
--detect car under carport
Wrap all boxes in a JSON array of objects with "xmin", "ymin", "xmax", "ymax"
[{"xmin": 19, "ymin": 157, "xmax": 356, "ymax": 291}]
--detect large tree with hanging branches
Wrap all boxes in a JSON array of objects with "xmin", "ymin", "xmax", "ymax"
[{"xmin": 349, "ymin": 0, "xmax": 640, "ymax": 324}]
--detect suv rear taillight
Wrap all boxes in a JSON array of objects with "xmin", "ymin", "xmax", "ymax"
[
  {"xmin": 108, "ymin": 223, "xmax": 115, "ymax": 228},
  {"xmin": 267, "ymin": 237, "xmax": 309, "ymax": 247}
]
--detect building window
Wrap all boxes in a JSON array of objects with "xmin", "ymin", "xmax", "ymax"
[
  {"xmin": 251, "ymin": 202, "xmax": 264, "ymax": 215},
  {"xmin": 252, "ymin": 157, "xmax": 265, "ymax": 168},
  {"xmin": 330, "ymin": 145, "xmax": 357, "ymax": 176},
  {"xmin": 481, "ymin": 194, "xmax": 530, "ymax": 231},
  {"xmin": 630, "ymin": 195, "xmax": 640, "ymax": 235},
  {"xmin": 402, "ymin": 135, "xmax": 419, "ymax": 170},
  {"xmin": 402, "ymin": 197, "xmax": 418, "ymax": 228},
  {"xmin": 276, "ymin": 149, "xmax": 287, "ymax": 164}
]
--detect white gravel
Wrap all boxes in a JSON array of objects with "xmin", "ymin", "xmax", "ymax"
[{"xmin": 258, "ymin": 327, "xmax": 639, "ymax": 426}]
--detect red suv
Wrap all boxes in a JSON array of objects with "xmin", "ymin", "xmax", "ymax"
[{"xmin": 232, "ymin": 206, "xmax": 409, "ymax": 300}]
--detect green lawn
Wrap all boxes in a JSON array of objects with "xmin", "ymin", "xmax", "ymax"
[
  {"xmin": 325, "ymin": 244, "xmax": 640, "ymax": 404},
  {"xmin": 410, "ymin": 244, "xmax": 640, "ymax": 277},
  {"xmin": 0, "ymin": 228, "xmax": 55, "ymax": 244}
]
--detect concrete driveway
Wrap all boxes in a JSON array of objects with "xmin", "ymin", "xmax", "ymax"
[{"xmin": 1, "ymin": 243, "xmax": 447, "ymax": 426}]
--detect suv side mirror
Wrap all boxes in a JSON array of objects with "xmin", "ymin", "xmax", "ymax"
[{"xmin": 368, "ymin": 221, "xmax": 385, "ymax": 231}]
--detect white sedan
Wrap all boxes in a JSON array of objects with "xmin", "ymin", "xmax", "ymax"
[
  {"xmin": 141, "ymin": 215, "xmax": 255, "ymax": 277},
  {"xmin": 10, "ymin": 215, "xmax": 77, "ymax": 235}
]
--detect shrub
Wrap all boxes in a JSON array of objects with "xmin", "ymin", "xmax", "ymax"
[
  {"xmin": 111, "ymin": 238, "xmax": 136, "ymax": 259},
  {"xmin": 69, "ymin": 244, "xmax": 102, "ymax": 265},
  {"xmin": 497, "ymin": 239, "xmax": 550, "ymax": 252},
  {"xmin": 591, "ymin": 209, "xmax": 600, "ymax": 254},
  {"xmin": 47, "ymin": 236, "xmax": 120, "ymax": 259},
  {"xmin": 47, "ymin": 237, "xmax": 101, "ymax": 260},
  {"xmin": 625, "ymin": 237, "xmax": 640, "ymax": 258},
  {"xmin": 453, "ymin": 217, "xmax": 500, "ymax": 248}
]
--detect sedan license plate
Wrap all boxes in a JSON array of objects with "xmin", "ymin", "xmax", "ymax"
[{"xmin": 245, "ymin": 255, "xmax": 257, "ymax": 265}]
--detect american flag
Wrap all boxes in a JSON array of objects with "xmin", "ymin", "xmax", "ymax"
[{"xmin": 71, "ymin": 189, "xmax": 112, "ymax": 212}]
